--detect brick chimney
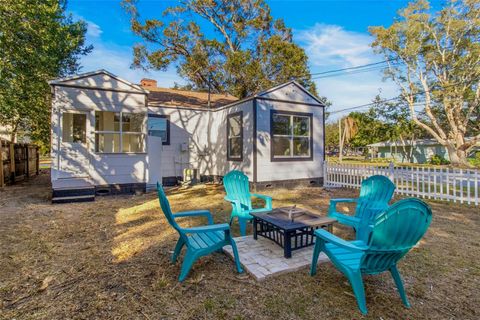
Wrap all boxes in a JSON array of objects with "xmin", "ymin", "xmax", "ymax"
[{"xmin": 140, "ymin": 78, "xmax": 157, "ymax": 87}]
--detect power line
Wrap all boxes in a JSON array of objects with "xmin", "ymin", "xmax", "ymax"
[
  {"xmin": 330, "ymin": 77, "xmax": 480, "ymax": 115},
  {"xmin": 307, "ymin": 59, "xmax": 398, "ymax": 78}
]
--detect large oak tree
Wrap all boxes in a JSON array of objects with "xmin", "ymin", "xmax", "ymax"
[
  {"xmin": 122, "ymin": 0, "xmax": 317, "ymax": 98},
  {"xmin": 0, "ymin": 0, "xmax": 91, "ymax": 149},
  {"xmin": 370, "ymin": 0, "xmax": 480, "ymax": 167}
]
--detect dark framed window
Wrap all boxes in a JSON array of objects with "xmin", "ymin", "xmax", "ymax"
[
  {"xmin": 148, "ymin": 114, "xmax": 170, "ymax": 145},
  {"xmin": 270, "ymin": 110, "xmax": 313, "ymax": 161},
  {"xmin": 227, "ymin": 111, "xmax": 243, "ymax": 161}
]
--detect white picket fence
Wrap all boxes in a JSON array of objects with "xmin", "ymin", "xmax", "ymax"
[{"xmin": 323, "ymin": 161, "xmax": 480, "ymax": 206}]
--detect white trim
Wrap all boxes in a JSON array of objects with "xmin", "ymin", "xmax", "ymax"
[{"xmin": 49, "ymin": 69, "xmax": 148, "ymax": 93}]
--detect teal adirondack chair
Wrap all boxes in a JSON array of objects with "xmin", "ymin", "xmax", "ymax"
[
  {"xmin": 311, "ymin": 198, "xmax": 432, "ymax": 315},
  {"xmin": 223, "ymin": 170, "xmax": 272, "ymax": 236},
  {"xmin": 156, "ymin": 183, "xmax": 243, "ymax": 282},
  {"xmin": 328, "ymin": 175, "xmax": 396, "ymax": 233}
]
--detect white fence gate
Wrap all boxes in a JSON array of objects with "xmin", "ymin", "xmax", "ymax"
[{"xmin": 323, "ymin": 161, "xmax": 480, "ymax": 206}]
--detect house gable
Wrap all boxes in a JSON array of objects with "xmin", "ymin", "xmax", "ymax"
[
  {"xmin": 49, "ymin": 70, "xmax": 147, "ymax": 94},
  {"xmin": 257, "ymin": 81, "xmax": 324, "ymax": 106}
]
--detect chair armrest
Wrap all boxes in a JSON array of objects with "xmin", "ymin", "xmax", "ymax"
[
  {"xmin": 173, "ymin": 210, "xmax": 213, "ymax": 225},
  {"xmin": 252, "ymin": 193, "xmax": 272, "ymax": 209},
  {"xmin": 224, "ymin": 196, "xmax": 244, "ymax": 214},
  {"xmin": 328, "ymin": 198, "xmax": 358, "ymax": 216},
  {"xmin": 330, "ymin": 198, "xmax": 358, "ymax": 204},
  {"xmin": 315, "ymin": 229, "xmax": 367, "ymax": 252},
  {"xmin": 183, "ymin": 223, "xmax": 230, "ymax": 234}
]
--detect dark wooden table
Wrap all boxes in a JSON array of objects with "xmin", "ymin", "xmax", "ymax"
[{"xmin": 251, "ymin": 207, "xmax": 336, "ymax": 258}]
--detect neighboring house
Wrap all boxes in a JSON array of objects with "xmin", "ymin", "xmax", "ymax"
[
  {"xmin": 49, "ymin": 70, "xmax": 326, "ymax": 203},
  {"xmin": 367, "ymin": 139, "xmax": 480, "ymax": 164}
]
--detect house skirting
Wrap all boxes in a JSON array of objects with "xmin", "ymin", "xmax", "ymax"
[{"xmin": 252, "ymin": 177, "xmax": 324, "ymax": 191}]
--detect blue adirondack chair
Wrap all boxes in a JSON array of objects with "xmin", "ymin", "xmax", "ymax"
[
  {"xmin": 223, "ymin": 170, "xmax": 272, "ymax": 236},
  {"xmin": 328, "ymin": 175, "xmax": 396, "ymax": 233},
  {"xmin": 156, "ymin": 183, "xmax": 243, "ymax": 282},
  {"xmin": 311, "ymin": 198, "xmax": 432, "ymax": 314}
]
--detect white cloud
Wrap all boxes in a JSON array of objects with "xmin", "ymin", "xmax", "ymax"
[
  {"xmin": 86, "ymin": 20, "xmax": 102, "ymax": 38},
  {"xmin": 73, "ymin": 14, "xmax": 184, "ymax": 87},
  {"xmin": 296, "ymin": 23, "xmax": 399, "ymax": 120}
]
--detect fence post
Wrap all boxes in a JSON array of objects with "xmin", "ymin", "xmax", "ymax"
[
  {"xmin": 323, "ymin": 160, "xmax": 328, "ymax": 187},
  {"xmin": 0, "ymin": 140, "xmax": 4, "ymax": 188},
  {"xmin": 36, "ymin": 147, "xmax": 39, "ymax": 175},
  {"xmin": 388, "ymin": 162, "xmax": 394, "ymax": 182},
  {"xmin": 9, "ymin": 142, "xmax": 15, "ymax": 183}
]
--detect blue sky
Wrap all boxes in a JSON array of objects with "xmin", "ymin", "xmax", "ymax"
[{"xmin": 68, "ymin": 0, "xmax": 443, "ymax": 119}]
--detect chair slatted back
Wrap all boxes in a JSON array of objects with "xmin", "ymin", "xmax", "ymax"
[
  {"xmin": 356, "ymin": 175, "xmax": 396, "ymax": 221},
  {"xmin": 362, "ymin": 198, "xmax": 432, "ymax": 273},
  {"xmin": 156, "ymin": 182, "xmax": 182, "ymax": 232},
  {"xmin": 223, "ymin": 171, "xmax": 252, "ymax": 211}
]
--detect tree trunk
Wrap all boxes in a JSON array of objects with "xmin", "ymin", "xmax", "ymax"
[{"xmin": 446, "ymin": 144, "xmax": 471, "ymax": 167}]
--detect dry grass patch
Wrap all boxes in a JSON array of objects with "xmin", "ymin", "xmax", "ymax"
[{"xmin": 0, "ymin": 172, "xmax": 479, "ymax": 319}]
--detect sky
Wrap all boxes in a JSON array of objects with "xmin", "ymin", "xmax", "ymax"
[{"xmin": 67, "ymin": 0, "xmax": 444, "ymax": 120}]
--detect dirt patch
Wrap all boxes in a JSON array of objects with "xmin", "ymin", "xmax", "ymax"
[{"xmin": 0, "ymin": 172, "xmax": 479, "ymax": 319}]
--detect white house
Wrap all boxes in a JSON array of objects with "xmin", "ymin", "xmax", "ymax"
[{"xmin": 49, "ymin": 70, "xmax": 326, "ymax": 203}]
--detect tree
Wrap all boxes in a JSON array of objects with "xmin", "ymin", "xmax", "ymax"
[
  {"xmin": 370, "ymin": 0, "xmax": 480, "ymax": 167},
  {"xmin": 0, "ymin": 0, "xmax": 91, "ymax": 148},
  {"xmin": 372, "ymin": 95, "xmax": 426, "ymax": 162},
  {"xmin": 122, "ymin": 0, "xmax": 317, "ymax": 98}
]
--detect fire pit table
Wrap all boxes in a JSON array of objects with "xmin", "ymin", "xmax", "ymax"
[{"xmin": 251, "ymin": 207, "xmax": 336, "ymax": 258}]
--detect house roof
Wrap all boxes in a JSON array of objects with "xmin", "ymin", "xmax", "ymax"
[
  {"xmin": 146, "ymin": 86, "xmax": 238, "ymax": 109},
  {"xmin": 49, "ymin": 70, "xmax": 148, "ymax": 93},
  {"xmin": 256, "ymin": 80, "xmax": 327, "ymax": 106}
]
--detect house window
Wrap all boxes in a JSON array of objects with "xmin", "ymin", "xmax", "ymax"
[
  {"xmin": 94, "ymin": 111, "xmax": 146, "ymax": 153},
  {"xmin": 271, "ymin": 110, "xmax": 313, "ymax": 161},
  {"xmin": 148, "ymin": 115, "xmax": 170, "ymax": 145},
  {"xmin": 227, "ymin": 112, "xmax": 243, "ymax": 161},
  {"xmin": 62, "ymin": 113, "xmax": 86, "ymax": 143}
]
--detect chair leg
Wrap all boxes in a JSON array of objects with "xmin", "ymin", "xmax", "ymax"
[
  {"xmin": 178, "ymin": 251, "xmax": 197, "ymax": 282},
  {"xmin": 171, "ymin": 238, "xmax": 185, "ymax": 264},
  {"xmin": 347, "ymin": 270, "xmax": 368, "ymax": 315},
  {"xmin": 390, "ymin": 265, "xmax": 411, "ymax": 308},
  {"xmin": 228, "ymin": 238, "xmax": 244, "ymax": 273},
  {"xmin": 310, "ymin": 240, "xmax": 322, "ymax": 276},
  {"xmin": 238, "ymin": 218, "xmax": 248, "ymax": 236}
]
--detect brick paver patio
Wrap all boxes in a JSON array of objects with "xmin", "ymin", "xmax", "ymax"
[{"xmin": 223, "ymin": 236, "xmax": 329, "ymax": 281}]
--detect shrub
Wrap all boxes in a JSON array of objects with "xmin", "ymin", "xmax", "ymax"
[
  {"xmin": 429, "ymin": 154, "xmax": 450, "ymax": 165},
  {"xmin": 468, "ymin": 151, "xmax": 480, "ymax": 167}
]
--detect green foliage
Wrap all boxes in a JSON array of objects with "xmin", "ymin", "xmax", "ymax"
[
  {"xmin": 0, "ymin": 0, "xmax": 91, "ymax": 148},
  {"xmin": 122, "ymin": 0, "xmax": 317, "ymax": 98},
  {"xmin": 369, "ymin": 0, "xmax": 480, "ymax": 166},
  {"xmin": 428, "ymin": 154, "xmax": 451, "ymax": 165},
  {"xmin": 348, "ymin": 109, "xmax": 388, "ymax": 148},
  {"xmin": 324, "ymin": 122, "xmax": 339, "ymax": 149},
  {"xmin": 468, "ymin": 151, "xmax": 480, "ymax": 167}
]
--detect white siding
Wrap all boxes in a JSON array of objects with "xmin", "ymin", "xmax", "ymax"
[
  {"xmin": 260, "ymin": 82, "xmax": 319, "ymax": 105},
  {"xmin": 255, "ymin": 100, "xmax": 324, "ymax": 182},
  {"xmin": 51, "ymin": 84, "xmax": 148, "ymax": 186},
  {"xmin": 147, "ymin": 100, "xmax": 254, "ymax": 181}
]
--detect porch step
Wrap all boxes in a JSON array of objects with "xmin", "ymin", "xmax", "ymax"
[{"xmin": 52, "ymin": 186, "xmax": 95, "ymax": 204}]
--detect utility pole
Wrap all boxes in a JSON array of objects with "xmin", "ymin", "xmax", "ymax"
[
  {"xmin": 338, "ymin": 118, "xmax": 343, "ymax": 162},
  {"xmin": 207, "ymin": 74, "xmax": 211, "ymax": 108}
]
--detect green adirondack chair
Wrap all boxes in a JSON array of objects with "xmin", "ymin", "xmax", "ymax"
[
  {"xmin": 223, "ymin": 170, "xmax": 272, "ymax": 236},
  {"xmin": 156, "ymin": 183, "xmax": 243, "ymax": 282},
  {"xmin": 328, "ymin": 175, "xmax": 396, "ymax": 233},
  {"xmin": 311, "ymin": 198, "xmax": 432, "ymax": 315}
]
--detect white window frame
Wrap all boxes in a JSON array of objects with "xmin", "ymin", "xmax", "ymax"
[
  {"xmin": 94, "ymin": 111, "xmax": 146, "ymax": 154},
  {"xmin": 271, "ymin": 110, "xmax": 313, "ymax": 161}
]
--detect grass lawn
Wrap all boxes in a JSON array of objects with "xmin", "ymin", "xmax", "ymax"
[{"xmin": 1, "ymin": 172, "xmax": 479, "ymax": 319}]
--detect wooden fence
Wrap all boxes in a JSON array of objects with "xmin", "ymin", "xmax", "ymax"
[
  {"xmin": 323, "ymin": 161, "xmax": 480, "ymax": 206},
  {"xmin": 0, "ymin": 139, "xmax": 39, "ymax": 187}
]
